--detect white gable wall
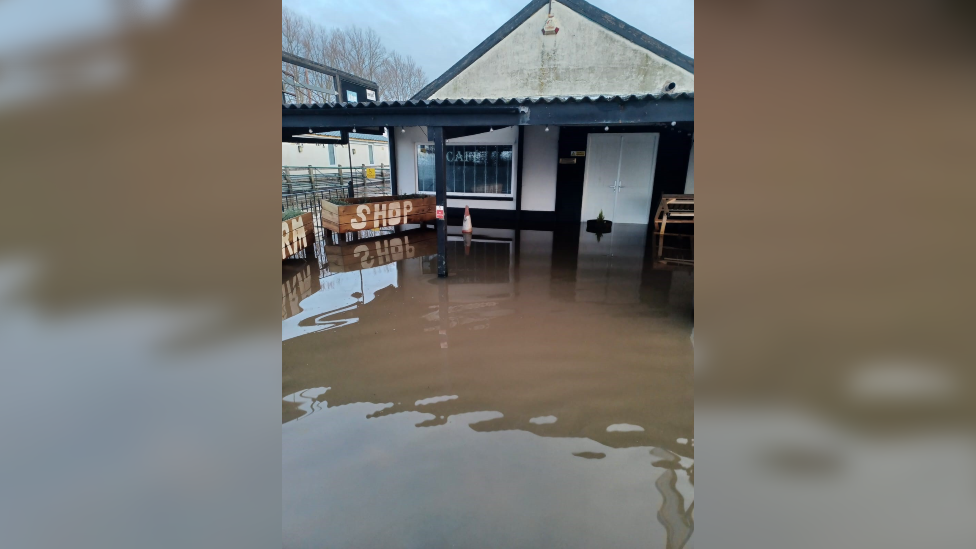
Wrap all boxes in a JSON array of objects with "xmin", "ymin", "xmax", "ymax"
[{"xmin": 430, "ymin": 1, "xmax": 693, "ymax": 100}]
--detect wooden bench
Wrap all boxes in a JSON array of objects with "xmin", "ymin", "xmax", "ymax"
[{"xmin": 654, "ymin": 194, "xmax": 694, "ymax": 235}]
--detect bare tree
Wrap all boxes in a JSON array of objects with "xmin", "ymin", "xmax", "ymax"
[
  {"xmin": 378, "ymin": 52, "xmax": 428, "ymax": 101},
  {"xmin": 281, "ymin": 7, "xmax": 336, "ymax": 103},
  {"xmin": 282, "ymin": 7, "xmax": 428, "ymax": 103},
  {"xmin": 342, "ymin": 26, "xmax": 388, "ymax": 82}
]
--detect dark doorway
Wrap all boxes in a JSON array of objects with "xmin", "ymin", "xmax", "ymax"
[{"xmin": 553, "ymin": 124, "xmax": 693, "ymax": 224}]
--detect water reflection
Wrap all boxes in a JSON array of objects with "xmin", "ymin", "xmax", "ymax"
[{"xmin": 283, "ymin": 223, "xmax": 693, "ymax": 548}]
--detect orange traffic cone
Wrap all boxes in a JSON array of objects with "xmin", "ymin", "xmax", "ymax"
[{"xmin": 462, "ymin": 205, "xmax": 473, "ymax": 234}]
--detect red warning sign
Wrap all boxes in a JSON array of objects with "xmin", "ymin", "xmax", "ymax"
[{"xmin": 435, "ymin": 205, "xmax": 445, "ymax": 220}]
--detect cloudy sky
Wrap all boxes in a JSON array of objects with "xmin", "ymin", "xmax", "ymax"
[{"xmin": 282, "ymin": 0, "xmax": 694, "ymax": 80}]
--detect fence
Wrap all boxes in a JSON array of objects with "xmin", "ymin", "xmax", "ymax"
[{"xmin": 282, "ymin": 164, "xmax": 391, "ymax": 195}]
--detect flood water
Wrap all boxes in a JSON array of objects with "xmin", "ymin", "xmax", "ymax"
[{"xmin": 282, "ymin": 223, "xmax": 694, "ymax": 549}]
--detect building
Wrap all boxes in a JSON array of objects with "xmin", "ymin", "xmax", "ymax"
[
  {"xmin": 281, "ymin": 132, "xmax": 390, "ymax": 169},
  {"xmin": 282, "ymin": 0, "xmax": 695, "ymax": 275}
]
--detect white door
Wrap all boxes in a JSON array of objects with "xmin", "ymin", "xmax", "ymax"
[
  {"xmin": 580, "ymin": 134, "xmax": 622, "ymax": 222},
  {"xmin": 615, "ymin": 133, "xmax": 658, "ymax": 224},
  {"xmin": 580, "ymin": 133, "xmax": 659, "ymax": 224}
]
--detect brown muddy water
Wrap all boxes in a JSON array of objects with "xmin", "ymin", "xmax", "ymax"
[{"xmin": 282, "ymin": 223, "xmax": 694, "ymax": 549}]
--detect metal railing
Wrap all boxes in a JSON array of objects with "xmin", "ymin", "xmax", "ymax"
[
  {"xmin": 281, "ymin": 165, "xmax": 394, "ymax": 238},
  {"xmin": 282, "ymin": 164, "xmax": 391, "ymax": 195}
]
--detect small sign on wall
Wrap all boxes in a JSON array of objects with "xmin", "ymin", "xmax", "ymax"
[
  {"xmin": 366, "ymin": 89, "xmax": 376, "ymax": 101},
  {"xmin": 365, "ymin": 168, "xmax": 376, "ymax": 179},
  {"xmin": 542, "ymin": 14, "xmax": 559, "ymax": 35},
  {"xmin": 346, "ymin": 90, "xmax": 358, "ymax": 102},
  {"xmin": 435, "ymin": 205, "xmax": 445, "ymax": 220},
  {"xmin": 571, "ymin": 151, "xmax": 586, "ymax": 157}
]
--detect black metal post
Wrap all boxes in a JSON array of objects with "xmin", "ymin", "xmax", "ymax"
[
  {"xmin": 431, "ymin": 126, "xmax": 448, "ymax": 278},
  {"xmin": 387, "ymin": 126, "xmax": 399, "ymax": 196},
  {"xmin": 516, "ymin": 125, "xmax": 525, "ymax": 222},
  {"xmin": 347, "ymin": 139, "xmax": 355, "ymax": 197}
]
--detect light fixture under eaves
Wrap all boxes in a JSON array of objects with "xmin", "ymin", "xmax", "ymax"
[
  {"xmin": 489, "ymin": 127, "xmax": 493, "ymax": 132},
  {"xmin": 401, "ymin": 128, "xmax": 405, "ymax": 133},
  {"xmin": 545, "ymin": 126, "xmax": 549, "ymax": 132},
  {"xmin": 604, "ymin": 126, "xmax": 609, "ymax": 131},
  {"xmin": 352, "ymin": 127, "xmax": 356, "ymax": 132}
]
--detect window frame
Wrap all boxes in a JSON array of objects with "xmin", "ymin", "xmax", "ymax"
[
  {"xmin": 328, "ymin": 144, "xmax": 336, "ymax": 166},
  {"xmin": 414, "ymin": 141, "xmax": 516, "ymax": 199}
]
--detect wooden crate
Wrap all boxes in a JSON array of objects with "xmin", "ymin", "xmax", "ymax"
[
  {"xmin": 321, "ymin": 195, "xmax": 436, "ymax": 233},
  {"xmin": 282, "ymin": 212, "xmax": 316, "ymax": 260},
  {"xmin": 325, "ymin": 228, "xmax": 438, "ymax": 273}
]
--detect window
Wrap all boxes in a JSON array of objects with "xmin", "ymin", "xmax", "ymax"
[
  {"xmin": 368, "ymin": 145, "xmax": 374, "ymax": 164},
  {"xmin": 417, "ymin": 144, "xmax": 514, "ymax": 196},
  {"xmin": 328, "ymin": 144, "xmax": 335, "ymax": 165}
]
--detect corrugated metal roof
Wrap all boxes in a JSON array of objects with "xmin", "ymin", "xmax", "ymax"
[{"xmin": 282, "ymin": 92, "xmax": 693, "ymax": 110}]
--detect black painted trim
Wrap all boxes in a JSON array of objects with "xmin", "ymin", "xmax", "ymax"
[
  {"xmin": 417, "ymin": 193, "xmax": 514, "ymax": 201},
  {"xmin": 516, "ymin": 126, "xmax": 525, "ymax": 220},
  {"xmin": 282, "ymin": 52, "xmax": 378, "ymax": 91},
  {"xmin": 444, "ymin": 126, "xmax": 496, "ymax": 140},
  {"xmin": 449, "ymin": 195, "xmax": 514, "ymax": 202},
  {"xmin": 444, "ymin": 207, "xmax": 558, "ymax": 225},
  {"xmin": 518, "ymin": 209, "xmax": 559, "ymax": 224},
  {"xmin": 282, "ymin": 128, "xmax": 349, "ymax": 144},
  {"xmin": 411, "ymin": 0, "xmax": 694, "ymax": 100}
]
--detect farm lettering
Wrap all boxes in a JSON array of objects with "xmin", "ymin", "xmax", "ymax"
[{"xmin": 282, "ymin": 216, "xmax": 309, "ymax": 259}]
